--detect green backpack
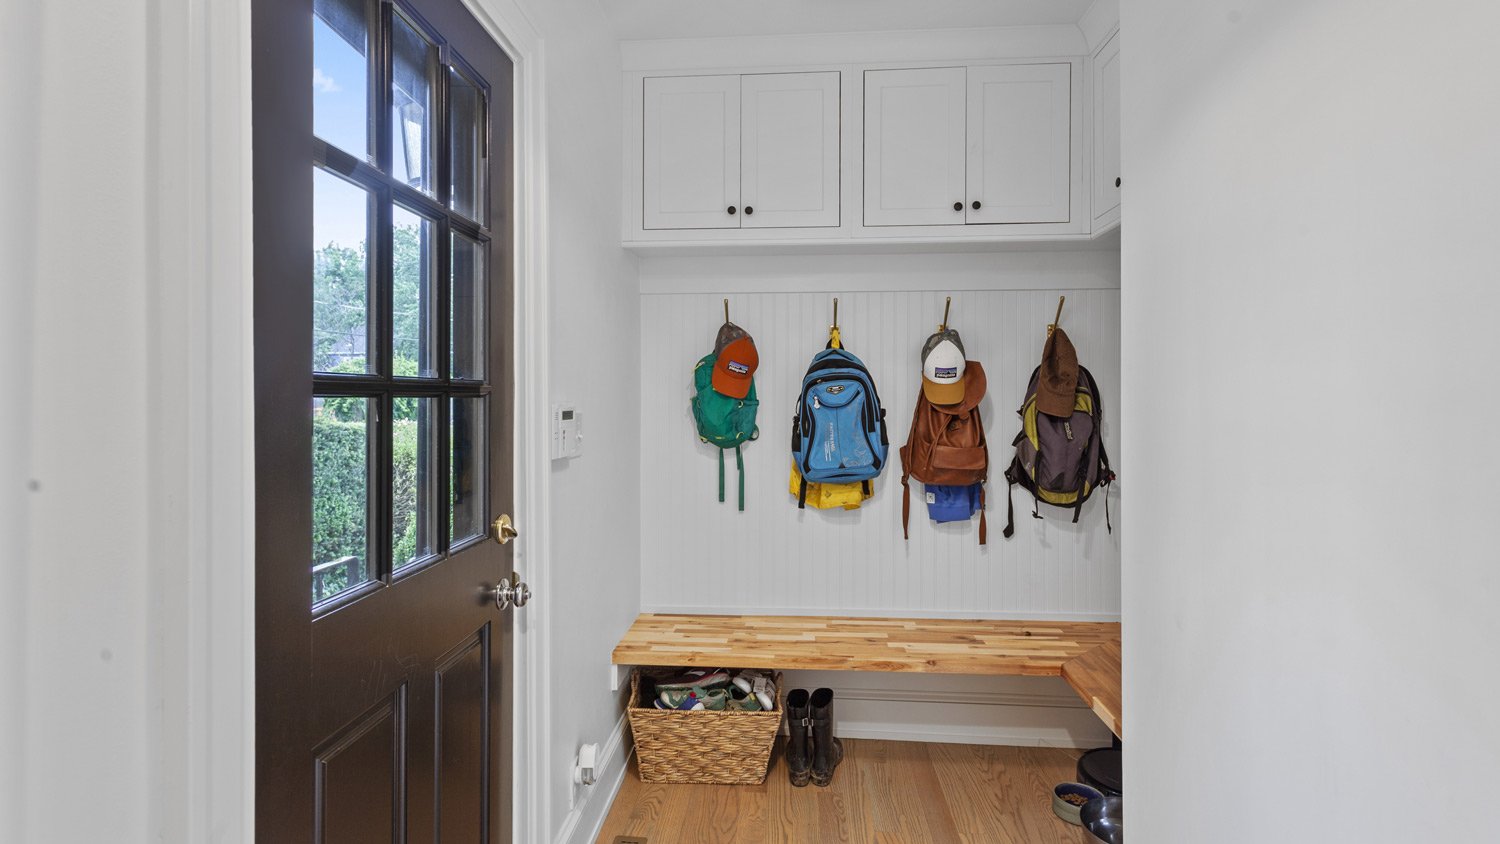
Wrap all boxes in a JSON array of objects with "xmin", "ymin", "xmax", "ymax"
[{"xmin": 692, "ymin": 352, "xmax": 759, "ymax": 510}]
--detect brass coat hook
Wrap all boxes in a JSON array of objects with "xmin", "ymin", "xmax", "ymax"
[{"xmin": 1049, "ymin": 295, "xmax": 1066, "ymax": 336}]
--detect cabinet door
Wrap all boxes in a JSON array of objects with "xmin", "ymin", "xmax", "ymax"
[
  {"xmin": 643, "ymin": 75, "xmax": 740, "ymax": 230},
  {"xmin": 740, "ymin": 71, "xmax": 841, "ymax": 229},
  {"xmin": 966, "ymin": 63, "xmax": 1072, "ymax": 224},
  {"xmin": 1092, "ymin": 31, "xmax": 1122, "ymax": 225},
  {"xmin": 863, "ymin": 67, "xmax": 967, "ymax": 227}
]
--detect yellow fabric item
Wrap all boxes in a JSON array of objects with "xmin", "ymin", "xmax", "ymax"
[
  {"xmin": 1035, "ymin": 482, "xmax": 1090, "ymax": 506},
  {"xmin": 789, "ymin": 464, "xmax": 871, "ymax": 510},
  {"xmin": 1021, "ymin": 390, "xmax": 1093, "ymax": 451}
]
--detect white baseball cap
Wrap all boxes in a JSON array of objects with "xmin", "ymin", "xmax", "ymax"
[{"xmin": 921, "ymin": 329, "xmax": 967, "ymax": 404}]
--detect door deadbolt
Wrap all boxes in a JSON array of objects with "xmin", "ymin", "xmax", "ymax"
[{"xmin": 493, "ymin": 513, "xmax": 518, "ymax": 544}]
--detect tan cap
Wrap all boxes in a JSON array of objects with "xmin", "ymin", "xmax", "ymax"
[{"xmin": 1036, "ymin": 327, "xmax": 1079, "ymax": 417}]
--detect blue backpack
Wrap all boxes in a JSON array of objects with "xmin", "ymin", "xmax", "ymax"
[{"xmin": 790, "ymin": 340, "xmax": 889, "ymax": 508}]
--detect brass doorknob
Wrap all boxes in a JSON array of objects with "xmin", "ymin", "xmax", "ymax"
[{"xmin": 493, "ymin": 514, "xmax": 518, "ymax": 545}]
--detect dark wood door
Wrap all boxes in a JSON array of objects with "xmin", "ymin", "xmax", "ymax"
[{"xmin": 253, "ymin": 0, "xmax": 516, "ymax": 839}]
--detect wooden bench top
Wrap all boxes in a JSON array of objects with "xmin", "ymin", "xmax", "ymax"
[
  {"xmin": 612, "ymin": 613, "xmax": 1120, "ymax": 677},
  {"xmin": 1062, "ymin": 641, "xmax": 1123, "ymax": 739}
]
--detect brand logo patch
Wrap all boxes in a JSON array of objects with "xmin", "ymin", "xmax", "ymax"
[
  {"xmin": 934, "ymin": 366, "xmax": 958, "ymax": 379},
  {"xmin": 826, "ymin": 384, "xmax": 845, "ymax": 394},
  {"xmin": 727, "ymin": 361, "xmax": 749, "ymax": 375}
]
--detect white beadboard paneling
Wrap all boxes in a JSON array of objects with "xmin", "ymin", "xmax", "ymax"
[{"xmin": 640, "ymin": 259, "xmax": 1120, "ymax": 619}]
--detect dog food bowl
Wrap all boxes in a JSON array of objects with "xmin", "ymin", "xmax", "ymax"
[{"xmin": 1051, "ymin": 782, "xmax": 1103, "ymax": 825}]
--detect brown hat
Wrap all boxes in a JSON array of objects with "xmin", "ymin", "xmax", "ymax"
[
  {"xmin": 711, "ymin": 322, "xmax": 758, "ymax": 399},
  {"xmin": 1036, "ymin": 327, "xmax": 1079, "ymax": 417}
]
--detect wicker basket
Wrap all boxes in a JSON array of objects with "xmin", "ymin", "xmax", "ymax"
[{"xmin": 627, "ymin": 668, "xmax": 784, "ymax": 785}]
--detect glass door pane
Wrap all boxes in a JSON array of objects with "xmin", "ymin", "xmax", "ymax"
[
  {"xmin": 450, "ymin": 396, "xmax": 487, "ymax": 545},
  {"xmin": 448, "ymin": 65, "xmax": 486, "ymax": 223},
  {"xmin": 313, "ymin": 168, "xmax": 372, "ymax": 372},
  {"xmin": 450, "ymin": 232, "xmax": 485, "ymax": 380},
  {"xmin": 313, "ymin": 395, "xmax": 372, "ymax": 602},
  {"xmin": 393, "ymin": 396, "xmax": 438, "ymax": 569},
  {"xmin": 392, "ymin": 204, "xmax": 437, "ymax": 377},
  {"xmin": 313, "ymin": 0, "xmax": 372, "ymax": 160},
  {"xmin": 391, "ymin": 12, "xmax": 437, "ymax": 194}
]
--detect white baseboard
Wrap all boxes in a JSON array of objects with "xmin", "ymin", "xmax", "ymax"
[
  {"xmin": 639, "ymin": 604, "xmax": 1120, "ymax": 623},
  {"xmin": 554, "ymin": 713, "xmax": 632, "ymax": 844},
  {"xmin": 779, "ymin": 671, "xmax": 1111, "ymax": 750}
]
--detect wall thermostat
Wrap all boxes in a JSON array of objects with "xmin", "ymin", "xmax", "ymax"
[{"xmin": 551, "ymin": 403, "xmax": 582, "ymax": 460}]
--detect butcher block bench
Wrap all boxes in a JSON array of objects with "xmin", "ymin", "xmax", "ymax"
[{"xmin": 611, "ymin": 613, "xmax": 1119, "ymax": 678}]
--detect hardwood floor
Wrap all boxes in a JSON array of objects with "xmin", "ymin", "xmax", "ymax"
[{"xmin": 595, "ymin": 738, "xmax": 1093, "ymax": 844}]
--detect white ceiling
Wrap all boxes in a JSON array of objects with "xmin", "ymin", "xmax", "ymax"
[{"xmin": 603, "ymin": 0, "xmax": 1098, "ymax": 41}]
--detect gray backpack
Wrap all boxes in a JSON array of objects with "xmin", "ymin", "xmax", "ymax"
[{"xmin": 1001, "ymin": 365, "xmax": 1115, "ymax": 537}]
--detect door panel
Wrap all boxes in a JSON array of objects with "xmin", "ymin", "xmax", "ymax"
[
  {"xmin": 643, "ymin": 74, "xmax": 741, "ymax": 229},
  {"xmin": 435, "ymin": 630, "xmax": 490, "ymax": 842},
  {"xmin": 863, "ymin": 66, "xmax": 967, "ymax": 226},
  {"xmin": 739, "ymin": 71, "xmax": 840, "ymax": 228},
  {"xmin": 965, "ymin": 63, "xmax": 1072, "ymax": 224},
  {"xmin": 315, "ymin": 691, "xmax": 406, "ymax": 844},
  {"xmin": 254, "ymin": 0, "xmax": 516, "ymax": 838},
  {"xmin": 1093, "ymin": 31, "xmax": 1122, "ymax": 225}
]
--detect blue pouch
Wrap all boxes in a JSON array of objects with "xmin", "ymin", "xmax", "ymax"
[{"xmin": 925, "ymin": 483, "xmax": 981, "ymax": 523}]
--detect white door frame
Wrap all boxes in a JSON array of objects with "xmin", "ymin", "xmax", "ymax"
[{"xmin": 157, "ymin": 0, "xmax": 552, "ymax": 839}]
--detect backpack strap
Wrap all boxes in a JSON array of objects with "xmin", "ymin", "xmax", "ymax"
[
  {"xmin": 798, "ymin": 474, "xmax": 808, "ymax": 509},
  {"xmin": 1002, "ymin": 473, "xmax": 1016, "ymax": 539},
  {"xmin": 901, "ymin": 473, "xmax": 911, "ymax": 540},
  {"xmin": 736, "ymin": 444, "xmax": 745, "ymax": 512},
  {"xmin": 718, "ymin": 448, "xmax": 726, "ymax": 504},
  {"xmin": 978, "ymin": 485, "xmax": 987, "ymax": 545}
]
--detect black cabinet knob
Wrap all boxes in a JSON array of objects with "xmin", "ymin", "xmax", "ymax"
[
  {"xmin": 971, "ymin": 200, "xmax": 981, "ymax": 210},
  {"xmin": 953, "ymin": 201, "xmax": 963, "ymax": 211},
  {"xmin": 727, "ymin": 206, "xmax": 737, "ymax": 214},
  {"xmin": 1115, "ymin": 177, "xmax": 1122, "ymax": 188},
  {"xmin": 744, "ymin": 206, "xmax": 754, "ymax": 215}
]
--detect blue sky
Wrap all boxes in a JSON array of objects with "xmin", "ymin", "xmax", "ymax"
[{"xmin": 313, "ymin": 13, "xmax": 369, "ymax": 251}]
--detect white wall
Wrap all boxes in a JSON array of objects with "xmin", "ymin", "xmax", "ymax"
[
  {"xmin": 2, "ymin": 0, "xmax": 256, "ymax": 841},
  {"xmin": 3, "ymin": 1, "xmax": 153, "ymax": 836},
  {"xmin": 512, "ymin": 0, "xmax": 644, "ymax": 841},
  {"xmin": 1124, "ymin": 1, "xmax": 1500, "ymax": 840},
  {"xmin": 637, "ymin": 249, "xmax": 1119, "ymax": 744}
]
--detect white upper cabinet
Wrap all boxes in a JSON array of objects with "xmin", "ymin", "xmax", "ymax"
[
  {"xmin": 643, "ymin": 75, "xmax": 741, "ymax": 230},
  {"xmin": 740, "ymin": 72, "xmax": 841, "ymax": 228},
  {"xmin": 863, "ymin": 67, "xmax": 968, "ymax": 227},
  {"xmin": 1092, "ymin": 30, "xmax": 1122, "ymax": 229},
  {"xmin": 966, "ymin": 63, "xmax": 1072, "ymax": 224},
  {"xmin": 642, "ymin": 71, "xmax": 840, "ymax": 231},
  {"xmin": 865, "ymin": 64, "xmax": 1073, "ymax": 227},
  {"xmin": 623, "ymin": 35, "xmax": 1103, "ymax": 247}
]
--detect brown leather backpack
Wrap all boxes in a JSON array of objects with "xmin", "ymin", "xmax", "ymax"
[{"xmin": 899, "ymin": 360, "xmax": 990, "ymax": 544}]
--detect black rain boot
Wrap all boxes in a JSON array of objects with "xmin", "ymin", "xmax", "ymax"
[
  {"xmin": 809, "ymin": 687, "xmax": 844, "ymax": 787},
  {"xmin": 786, "ymin": 688, "xmax": 812, "ymax": 787}
]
